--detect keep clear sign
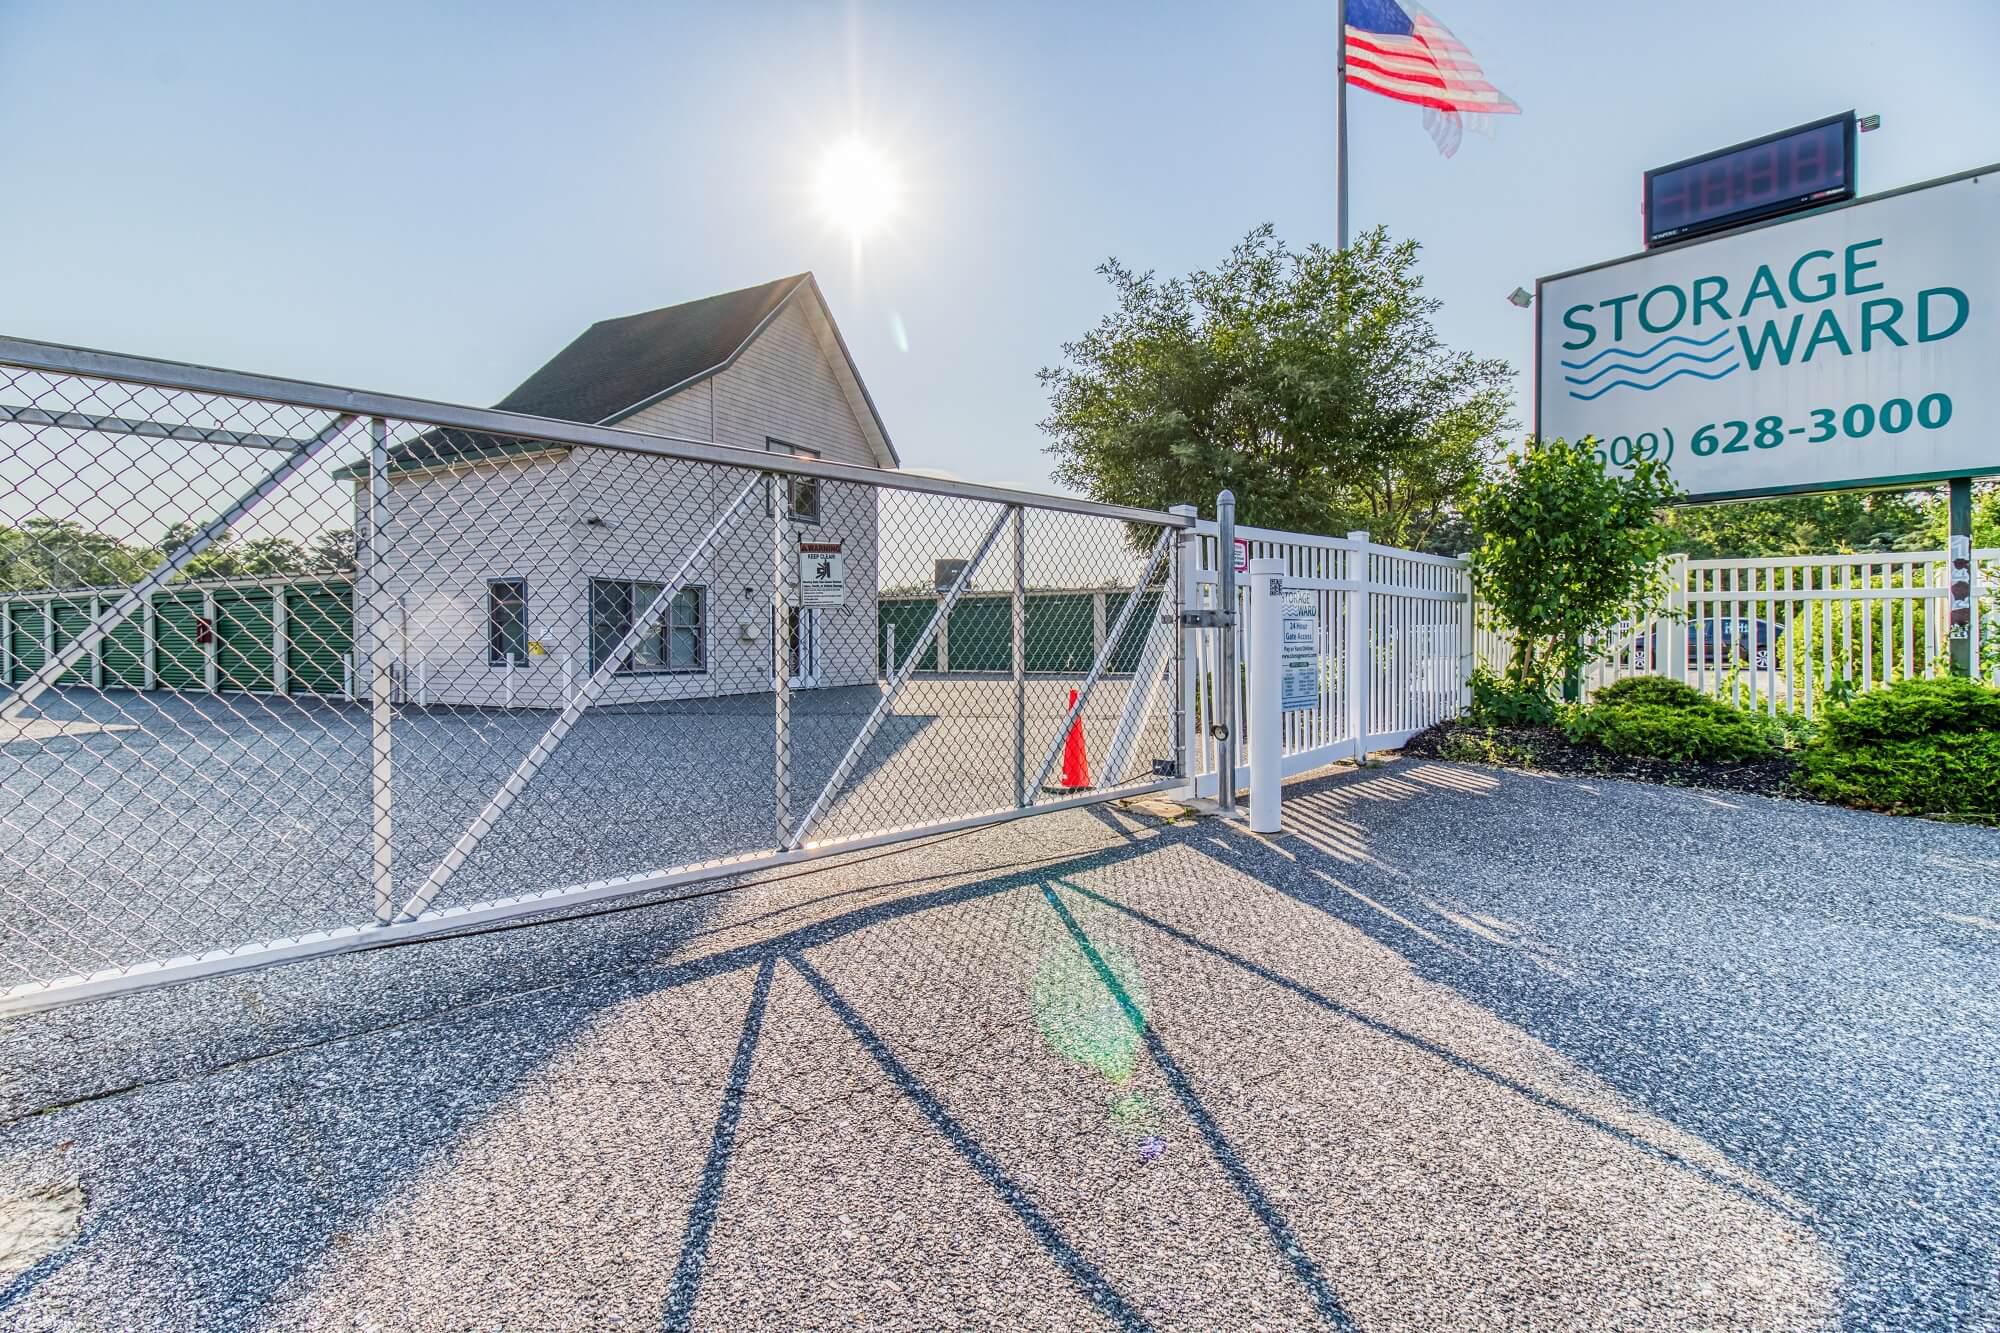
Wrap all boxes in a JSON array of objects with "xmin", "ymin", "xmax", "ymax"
[
  {"xmin": 799, "ymin": 541, "xmax": 846, "ymax": 607},
  {"xmin": 1279, "ymin": 589, "xmax": 1319, "ymax": 711}
]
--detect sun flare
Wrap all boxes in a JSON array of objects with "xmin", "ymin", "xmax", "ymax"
[{"xmin": 814, "ymin": 137, "xmax": 902, "ymax": 241}]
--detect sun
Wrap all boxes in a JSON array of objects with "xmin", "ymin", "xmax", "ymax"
[{"xmin": 814, "ymin": 137, "xmax": 902, "ymax": 241}]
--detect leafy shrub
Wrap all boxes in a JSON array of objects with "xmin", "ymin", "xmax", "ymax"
[
  {"xmin": 1801, "ymin": 678, "xmax": 2000, "ymax": 822},
  {"xmin": 1765, "ymin": 709, "xmax": 1820, "ymax": 753},
  {"xmin": 1466, "ymin": 437, "xmax": 1679, "ymax": 698},
  {"xmin": 1561, "ymin": 699, "xmax": 1774, "ymax": 763},
  {"xmin": 1439, "ymin": 727, "xmax": 1544, "ymax": 767},
  {"xmin": 1813, "ymin": 676, "xmax": 2000, "ymax": 747},
  {"xmin": 1468, "ymin": 668, "xmax": 1557, "ymax": 727},
  {"xmin": 1588, "ymin": 676, "xmax": 1715, "ymax": 711}
]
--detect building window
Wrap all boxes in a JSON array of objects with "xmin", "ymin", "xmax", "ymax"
[
  {"xmin": 487, "ymin": 579, "xmax": 528, "ymax": 666},
  {"xmin": 767, "ymin": 438, "xmax": 821, "ymax": 524},
  {"xmin": 589, "ymin": 579, "xmax": 705, "ymax": 674}
]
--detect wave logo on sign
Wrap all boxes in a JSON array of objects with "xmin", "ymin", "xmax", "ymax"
[
  {"xmin": 1558, "ymin": 237, "xmax": 1970, "ymax": 403},
  {"xmin": 1560, "ymin": 330, "xmax": 1740, "ymax": 402}
]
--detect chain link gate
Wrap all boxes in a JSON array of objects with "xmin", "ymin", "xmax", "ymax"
[{"xmin": 0, "ymin": 336, "xmax": 1192, "ymax": 1014}]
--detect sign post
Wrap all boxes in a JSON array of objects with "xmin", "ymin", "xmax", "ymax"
[{"xmin": 1949, "ymin": 476, "xmax": 1975, "ymax": 677}]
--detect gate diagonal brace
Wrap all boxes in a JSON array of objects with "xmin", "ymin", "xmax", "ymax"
[
  {"xmin": 394, "ymin": 475, "xmax": 764, "ymax": 921},
  {"xmin": 784, "ymin": 505, "xmax": 1015, "ymax": 851},
  {"xmin": 1029, "ymin": 526, "xmax": 1175, "ymax": 800}
]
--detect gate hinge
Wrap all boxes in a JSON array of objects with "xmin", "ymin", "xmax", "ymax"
[{"xmin": 1178, "ymin": 610, "xmax": 1231, "ymax": 628}]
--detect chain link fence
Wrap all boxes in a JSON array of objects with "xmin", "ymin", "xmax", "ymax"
[{"xmin": 0, "ymin": 338, "xmax": 1188, "ymax": 1012}]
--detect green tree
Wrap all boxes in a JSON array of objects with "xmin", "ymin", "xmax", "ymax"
[
  {"xmin": 1468, "ymin": 437, "xmax": 1680, "ymax": 699},
  {"xmin": 307, "ymin": 527, "xmax": 358, "ymax": 573},
  {"xmin": 0, "ymin": 518, "xmax": 157, "ymax": 592},
  {"xmin": 1039, "ymin": 224, "xmax": 1512, "ymax": 549},
  {"xmin": 1660, "ymin": 490, "xmax": 1935, "ymax": 558},
  {"xmin": 1915, "ymin": 481, "xmax": 2000, "ymax": 550}
]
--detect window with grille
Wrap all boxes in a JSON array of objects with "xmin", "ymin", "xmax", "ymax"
[
  {"xmin": 767, "ymin": 438, "xmax": 821, "ymax": 524},
  {"xmin": 588, "ymin": 580, "xmax": 705, "ymax": 674},
  {"xmin": 487, "ymin": 579, "xmax": 528, "ymax": 666}
]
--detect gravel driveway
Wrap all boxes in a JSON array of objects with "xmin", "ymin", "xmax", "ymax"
[
  {"xmin": 0, "ymin": 758, "xmax": 1994, "ymax": 1330},
  {"xmin": 0, "ymin": 678, "xmax": 1165, "ymax": 992}
]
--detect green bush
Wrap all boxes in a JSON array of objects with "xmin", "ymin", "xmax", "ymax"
[
  {"xmin": 1801, "ymin": 678, "xmax": 2000, "ymax": 822},
  {"xmin": 1562, "ymin": 699, "xmax": 1774, "ymax": 763},
  {"xmin": 1813, "ymin": 676, "xmax": 2000, "ymax": 747},
  {"xmin": 1468, "ymin": 668, "xmax": 1557, "ymax": 727},
  {"xmin": 1439, "ymin": 727, "xmax": 1544, "ymax": 767},
  {"xmin": 1587, "ymin": 676, "xmax": 1715, "ymax": 711}
]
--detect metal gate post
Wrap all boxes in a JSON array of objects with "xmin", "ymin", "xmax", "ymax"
[
  {"xmin": 1011, "ymin": 505, "xmax": 1026, "ymax": 808},
  {"xmin": 366, "ymin": 416, "xmax": 395, "ymax": 922},
  {"xmin": 1215, "ymin": 490, "xmax": 1238, "ymax": 813},
  {"xmin": 774, "ymin": 474, "xmax": 795, "ymax": 843},
  {"xmin": 1248, "ymin": 557, "xmax": 1285, "ymax": 832},
  {"xmin": 1170, "ymin": 505, "xmax": 1197, "ymax": 795}
]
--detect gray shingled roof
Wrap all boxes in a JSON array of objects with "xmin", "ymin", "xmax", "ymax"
[
  {"xmin": 494, "ymin": 275, "xmax": 805, "ymax": 425},
  {"xmin": 340, "ymin": 273, "xmax": 894, "ymax": 478}
]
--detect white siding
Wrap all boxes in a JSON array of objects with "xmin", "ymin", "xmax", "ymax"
[
  {"xmin": 617, "ymin": 379, "xmax": 714, "ymax": 441},
  {"xmin": 710, "ymin": 299, "xmax": 877, "ymax": 466},
  {"xmin": 358, "ymin": 453, "xmax": 581, "ymax": 710},
  {"xmin": 565, "ymin": 453, "xmax": 880, "ymax": 703},
  {"xmin": 362, "ymin": 289, "xmax": 893, "ymax": 708}
]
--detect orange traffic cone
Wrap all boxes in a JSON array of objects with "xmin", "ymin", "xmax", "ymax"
[{"xmin": 1056, "ymin": 688, "xmax": 1092, "ymax": 791}]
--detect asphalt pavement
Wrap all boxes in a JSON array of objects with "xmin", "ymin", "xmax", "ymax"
[{"xmin": 0, "ymin": 758, "xmax": 1995, "ymax": 1330}]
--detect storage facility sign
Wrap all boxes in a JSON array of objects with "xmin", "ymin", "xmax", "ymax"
[
  {"xmin": 799, "ymin": 541, "xmax": 846, "ymax": 607},
  {"xmin": 1279, "ymin": 589, "xmax": 1319, "ymax": 712},
  {"xmin": 1537, "ymin": 166, "xmax": 2000, "ymax": 501}
]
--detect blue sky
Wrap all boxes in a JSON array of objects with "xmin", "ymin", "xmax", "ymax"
[{"xmin": 3, "ymin": 0, "xmax": 1997, "ymax": 492}]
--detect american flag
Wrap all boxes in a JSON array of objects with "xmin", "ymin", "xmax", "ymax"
[{"xmin": 1344, "ymin": 0, "xmax": 1518, "ymax": 156}]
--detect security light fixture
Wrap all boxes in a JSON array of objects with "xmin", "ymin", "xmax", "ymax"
[{"xmin": 1506, "ymin": 287, "xmax": 1533, "ymax": 309}]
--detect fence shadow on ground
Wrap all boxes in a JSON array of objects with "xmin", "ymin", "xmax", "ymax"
[
  {"xmin": 1207, "ymin": 758, "xmax": 2000, "ymax": 1332},
  {"xmin": 5, "ymin": 758, "xmax": 1955, "ymax": 1327}
]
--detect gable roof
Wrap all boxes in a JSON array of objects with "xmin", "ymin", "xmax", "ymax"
[
  {"xmin": 339, "ymin": 273, "xmax": 897, "ymax": 479},
  {"xmin": 495, "ymin": 275, "xmax": 804, "ymax": 426}
]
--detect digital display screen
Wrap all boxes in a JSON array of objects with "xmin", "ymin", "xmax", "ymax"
[{"xmin": 1644, "ymin": 115, "xmax": 1855, "ymax": 248}]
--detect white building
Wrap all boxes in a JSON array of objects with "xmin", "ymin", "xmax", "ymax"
[{"xmin": 352, "ymin": 274, "xmax": 898, "ymax": 709}]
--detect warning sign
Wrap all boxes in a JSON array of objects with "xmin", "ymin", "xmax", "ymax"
[
  {"xmin": 1279, "ymin": 590, "xmax": 1319, "ymax": 711},
  {"xmin": 799, "ymin": 541, "xmax": 846, "ymax": 608}
]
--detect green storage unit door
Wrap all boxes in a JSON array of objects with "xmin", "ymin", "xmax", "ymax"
[
  {"xmin": 285, "ymin": 581, "xmax": 353, "ymax": 695},
  {"xmin": 945, "ymin": 595, "xmax": 1011, "ymax": 673},
  {"xmin": 155, "ymin": 593, "xmax": 207, "ymax": 690},
  {"xmin": 8, "ymin": 602, "xmax": 47, "ymax": 683},
  {"xmin": 51, "ymin": 600, "xmax": 92, "ymax": 684},
  {"xmin": 1105, "ymin": 591, "xmax": 1163, "ymax": 674},
  {"xmin": 1025, "ymin": 594, "xmax": 1095, "ymax": 674},
  {"xmin": 101, "ymin": 606, "xmax": 148, "ymax": 690},
  {"xmin": 878, "ymin": 598, "xmax": 939, "ymax": 674},
  {"xmin": 215, "ymin": 589, "xmax": 275, "ymax": 692}
]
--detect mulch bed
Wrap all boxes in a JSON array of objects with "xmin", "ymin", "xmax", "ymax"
[{"xmin": 1402, "ymin": 720, "xmax": 1816, "ymax": 803}]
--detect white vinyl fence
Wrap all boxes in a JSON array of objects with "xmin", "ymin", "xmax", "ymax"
[
  {"xmin": 1183, "ymin": 522, "xmax": 1473, "ymax": 799},
  {"xmin": 1478, "ymin": 548, "xmax": 2000, "ymax": 714}
]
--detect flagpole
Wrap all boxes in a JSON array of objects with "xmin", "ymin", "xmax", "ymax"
[{"xmin": 1334, "ymin": 0, "xmax": 1349, "ymax": 249}]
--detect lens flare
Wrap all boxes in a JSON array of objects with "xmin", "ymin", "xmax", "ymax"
[{"xmin": 814, "ymin": 137, "xmax": 902, "ymax": 241}]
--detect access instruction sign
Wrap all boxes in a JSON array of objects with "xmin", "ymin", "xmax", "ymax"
[
  {"xmin": 1537, "ymin": 165, "xmax": 2000, "ymax": 501},
  {"xmin": 1279, "ymin": 590, "xmax": 1319, "ymax": 712}
]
